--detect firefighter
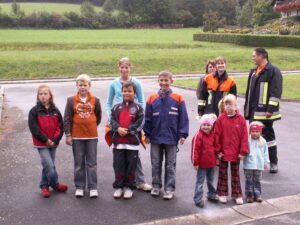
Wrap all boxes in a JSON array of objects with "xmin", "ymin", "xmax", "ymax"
[
  {"xmin": 197, "ymin": 56, "xmax": 237, "ymax": 117},
  {"xmin": 244, "ymin": 48, "xmax": 283, "ymax": 174}
]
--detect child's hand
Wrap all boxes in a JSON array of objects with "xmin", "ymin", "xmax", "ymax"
[
  {"xmin": 218, "ymin": 153, "xmax": 224, "ymax": 159},
  {"xmin": 179, "ymin": 137, "xmax": 185, "ymax": 145},
  {"xmin": 145, "ymin": 137, "xmax": 150, "ymax": 144},
  {"xmin": 118, "ymin": 127, "xmax": 128, "ymax": 137},
  {"xmin": 46, "ymin": 139, "xmax": 54, "ymax": 147},
  {"xmin": 238, "ymin": 154, "xmax": 245, "ymax": 160},
  {"xmin": 66, "ymin": 136, "xmax": 72, "ymax": 146},
  {"xmin": 264, "ymin": 164, "xmax": 270, "ymax": 171},
  {"xmin": 194, "ymin": 165, "xmax": 199, "ymax": 170}
]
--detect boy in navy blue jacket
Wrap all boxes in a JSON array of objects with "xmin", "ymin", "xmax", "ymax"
[{"xmin": 144, "ymin": 71, "xmax": 189, "ymax": 200}]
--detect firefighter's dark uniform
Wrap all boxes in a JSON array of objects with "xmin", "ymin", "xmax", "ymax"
[
  {"xmin": 244, "ymin": 63, "xmax": 282, "ymax": 165},
  {"xmin": 197, "ymin": 71, "xmax": 237, "ymax": 116}
]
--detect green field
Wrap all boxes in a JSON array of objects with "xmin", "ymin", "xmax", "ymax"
[
  {"xmin": 173, "ymin": 75, "xmax": 300, "ymax": 99},
  {"xmin": 0, "ymin": 28, "xmax": 299, "ymax": 80},
  {"xmin": 0, "ymin": 2, "xmax": 102, "ymax": 14}
]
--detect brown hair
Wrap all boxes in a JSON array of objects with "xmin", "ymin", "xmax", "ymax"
[
  {"xmin": 122, "ymin": 81, "xmax": 136, "ymax": 93},
  {"xmin": 158, "ymin": 70, "xmax": 173, "ymax": 79},
  {"xmin": 215, "ymin": 56, "xmax": 226, "ymax": 64},
  {"xmin": 254, "ymin": 47, "xmax": 269, "ymax": 60},
  {"xmin": 36, "ymin": 84, "xmax": 54, "ymax": 106},
  {"xmin": 205, "ymin": 60, "xmax": 216, "ymax": 74}
]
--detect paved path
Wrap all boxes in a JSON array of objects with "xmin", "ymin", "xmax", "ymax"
[{"xmin": 0, "ymin": 79, "xmax": 299, "ymax": 225}]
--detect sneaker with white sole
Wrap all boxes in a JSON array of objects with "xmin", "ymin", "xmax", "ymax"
[
  {"xmin": 123, "ymin": 188, "xmax": 133, "ymax": 199},
  {"xmin": 75, "ymin": 189, "xmax": 84, "ymax": 198},
  {"xmin": 150, "ymin": 188, "xmax": 160, "ymax": 197},
  {"xmin": 113, "ymin": 188, "xmax": 123, "ymax": 199},
  {"xmin": 136, "ymin": 183, "xmax": 152, "ymax": 192},
  {"xmin": 89, "ymin": 189, "xmax": 98, "ymax": 198},
  {"xmin": 235, "ymin": 197, "xmax": 244, "ymax": 205},
  {"xmin": 163, "ymin": 191, "xmax": 174, "ymax": 200},
  {"xmin": 219, "ymin": 196, "xmax": 227, "ymax": 204}
]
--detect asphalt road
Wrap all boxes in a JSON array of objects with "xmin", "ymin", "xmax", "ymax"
[{"xmin": 0, "ymin": 79, "xmax": 300, "ymax": 225}]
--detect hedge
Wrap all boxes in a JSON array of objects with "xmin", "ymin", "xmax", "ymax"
[{"xmin": 193, "ymin": 33, "xmax": 300, "ymax": 49}]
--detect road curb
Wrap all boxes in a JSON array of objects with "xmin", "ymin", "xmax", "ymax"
[
  {"xmin": 137, "ymin": 194, "xmax": 300, "ymax": 225},
  {"xmin": 0, "ymin": 86, "xmax": 5, "ymax": 126},
  {"xmin": 172, "ymin": 85, "xmax": 300, "ymax": 104},
  {"xmin": 0, "ymin": 70, "xmax": 299, "ymax": 85}
]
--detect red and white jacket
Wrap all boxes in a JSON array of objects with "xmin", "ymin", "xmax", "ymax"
[
  {"xmin": 214, "ymin": 111, "xmax": 249, "ymax": 162},
  {"xmin": 191, "ymin": 129, "xmax": 217, "ymax": 168}
]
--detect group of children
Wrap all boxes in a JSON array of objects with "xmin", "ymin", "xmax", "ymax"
[{"xmin": 28, "ymin": 57, "xmax": 269, "ymax": 208}]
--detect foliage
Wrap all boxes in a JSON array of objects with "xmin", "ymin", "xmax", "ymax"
[{"xmin": 203, "ymin": 10, "xmax": 226, "ymax": 32}]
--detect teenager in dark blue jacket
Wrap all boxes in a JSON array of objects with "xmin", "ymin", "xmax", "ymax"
[{"xmin": 144, "ymin": 71, "xmax": 189, "ymax": 200}]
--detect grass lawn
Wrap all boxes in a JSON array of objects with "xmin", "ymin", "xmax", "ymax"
[
  {"xmin": 0, "ymin": 3, "xmax": 102, "ymax": 14},
  {"xmin": 173, "ymin": 74, "xmax": 300, "ymax": 100},
  {"xmin": 0, "ymin": 29, "xmax": 299, "ymax": 79}
]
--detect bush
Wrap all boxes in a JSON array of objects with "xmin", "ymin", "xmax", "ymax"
[
  {"xmin": 193, "ymin": 33, "xmax": 300, "ymax": 48},
  {"xmin": 203, "ymin": 10, "xmax": 226, "ymax": 32}
]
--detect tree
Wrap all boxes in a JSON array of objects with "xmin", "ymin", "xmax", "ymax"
[
  {"xmin": 203, "ymin": 10, "xmax": 226, "ymax": 32},
  {"xmin": 235, "ymin": 0, "xmax": 253, "ymax": 27},
  {"xmin": 252, "ymin": 0, "xmax": 280, "ymax": 26},
  {"xmin": 103, "ymin": 0, "xmax": 114, "ymax": 12},
  {"xmin": 80, "ymin": 0, "xmax": 100, "ymax": 28},
  {"xmin": 11, "ymin": 0, "xmax": 25, "ymax": 18}
]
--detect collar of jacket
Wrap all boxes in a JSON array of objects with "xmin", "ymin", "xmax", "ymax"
[
  {"xmin": 158, "ymin": 88, "xmax": 172, "ymax": 96},
  {"xmin": 214, "ymin": 70, "xmax": 228, "ymax": 79},
  {"xmin": 122, "ymin": 100, "xmax": 135, "ymax": 106},
  {"xmin": 36, "ymin": 101, "xmax": 55, "ymax": 112},
  {"xmin": 222, "ymin": 110, "xmax": 242, "ymax": 118},
  {"xmin": 75, "ymin": 92, "xmax": 92, "ymax": 102},
  {"xmin": 252, "ymin": 62, "xmax": 273, "ymax": 72}
]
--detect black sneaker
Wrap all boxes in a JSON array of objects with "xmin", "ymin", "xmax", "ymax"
[
  {"xmin": 270, "ymin": 163, "xmax": 278, "ymax": 173},
  {"xmin": 195, "ymin": 200, "xmax": 205, "ymax": 208},
  {"xmin": 207, "ymin": 195, "xmax": 219, "ymax": 203}
]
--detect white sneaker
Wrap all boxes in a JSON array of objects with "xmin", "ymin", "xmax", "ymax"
[
  {"xmin": 163, "ymin": 191, "xmax": 174, "ymax": 200},
  {"xmin": 235, "ymin": 197, "xmax": 244, "ymax": 205},
  {"xmin": 89, "ymin": 189, "xmax": 98, "ymax": 198},
  {"xmin": 123, "ymin": 188, "xmax": 133, "ymax": 199},
  {"xmin": 219, "ymin": 196, "xmax": 227, "ymax": 204},
  {"xmin": 75, "ymin": 189, "xmax": 84, "ymax": 198},
  {"xmin": 150, "ymin": 188, "xmax": 160, "ymax": 197},
  {"xmin": 113, "ymin": 188, "xmax": 123, "ymax": 199},
  {"xmin": 136, "ymin": 183, "xmax": 152, "ymax": 192}
]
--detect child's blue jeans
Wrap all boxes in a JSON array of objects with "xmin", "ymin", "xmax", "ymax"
[
  {"xmin": 37, "ymin": 147, "xmax": 58, "ymax": 189},
  {"xmin": 194, "ymin": 168, "xmax": 216, "ymax": 204},
  {"xmin": 151, "ymin": 144, "xmax": 177, "ymax": 192}
]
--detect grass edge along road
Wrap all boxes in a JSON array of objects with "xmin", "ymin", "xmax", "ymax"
[
  {"xmin": 0, "ymin": 29, "xmax": 299, "ymax": 79},
  {"xmin": 173, "ymin": 74, "xmax": 300, "ymax": 100}
]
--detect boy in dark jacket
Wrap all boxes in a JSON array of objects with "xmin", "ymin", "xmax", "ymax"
[
  {"xmin": 110, "ymin": 81, "xmax": 144, "ymax": 199},
  {"xmin": 144, "ymin": 71, "xmax": 189, "ymax": 200},
  {"xmin": 214, "ymin": 94, "xmax": 249, "ymax": 205},
  {"xmin": 191, "ymin": 115, "xmax": 218, "ymax": 208}
]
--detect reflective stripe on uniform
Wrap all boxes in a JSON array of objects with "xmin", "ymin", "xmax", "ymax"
[
  {"xmin": 208, "ymin": 90, "xmax": 212, "ymax": 105},
  {"xmin": 263, "ymin": 82, "xmax": 268, "ymax": 105},
  {"xmin": 198, "ymin": 100, "xmax": 206, "ymax": 106},
  {"xmin": 267, "ymin": 140, "xmax": 277, "ymax": 148},
  {"xmin": 253, "ymin": 111, "xmax": 282, "ymax": 120},
  {"xmin": 269, "ymin": 97, "xmax": 280, "ymax": 106},
  {"xmin": 259, "ymin": 82, "xmax": 269, "ymax": 105}
]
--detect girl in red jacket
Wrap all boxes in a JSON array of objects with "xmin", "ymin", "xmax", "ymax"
[
  {"xmin": 214, "ymin": 94, "xmax": 249, "ymax": 205},
  {"xmin": 28, "ymin": 85, "xmax": 68, "ymax": 198},
  {"xmin": 191, "ymin": 115, "xmax": 219, "ymax": 208}
]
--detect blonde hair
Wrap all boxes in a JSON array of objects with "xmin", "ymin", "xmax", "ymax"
[
  {"xmin": 36, "ymin": 84, "xmax": 54, "ymax": 106},
  {"xmin": 76, "ymin": 74, "xmax": 91, "ymax": 85},
  {"xmin": 218, "ymin": 99, "xmax": 225, "ymax": 114},
  {"xmin": 215, "ymin": 56, "xmax": 226, "ymax": 64},
  {"xmin": 223, "ymin": 94, "xmax": 237, "ymax": 105},
  {"xmin": 118, "ymin": 57, "xmax": 132, "ymax": 67},
  {"xmin": 158, "ymin": 70, "xmax": 173, "ymax": 79}
]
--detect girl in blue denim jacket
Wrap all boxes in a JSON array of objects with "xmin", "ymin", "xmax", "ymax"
[{"xmin": 243, "ymin": 121, "xmax": 270, "ymax": 203}]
